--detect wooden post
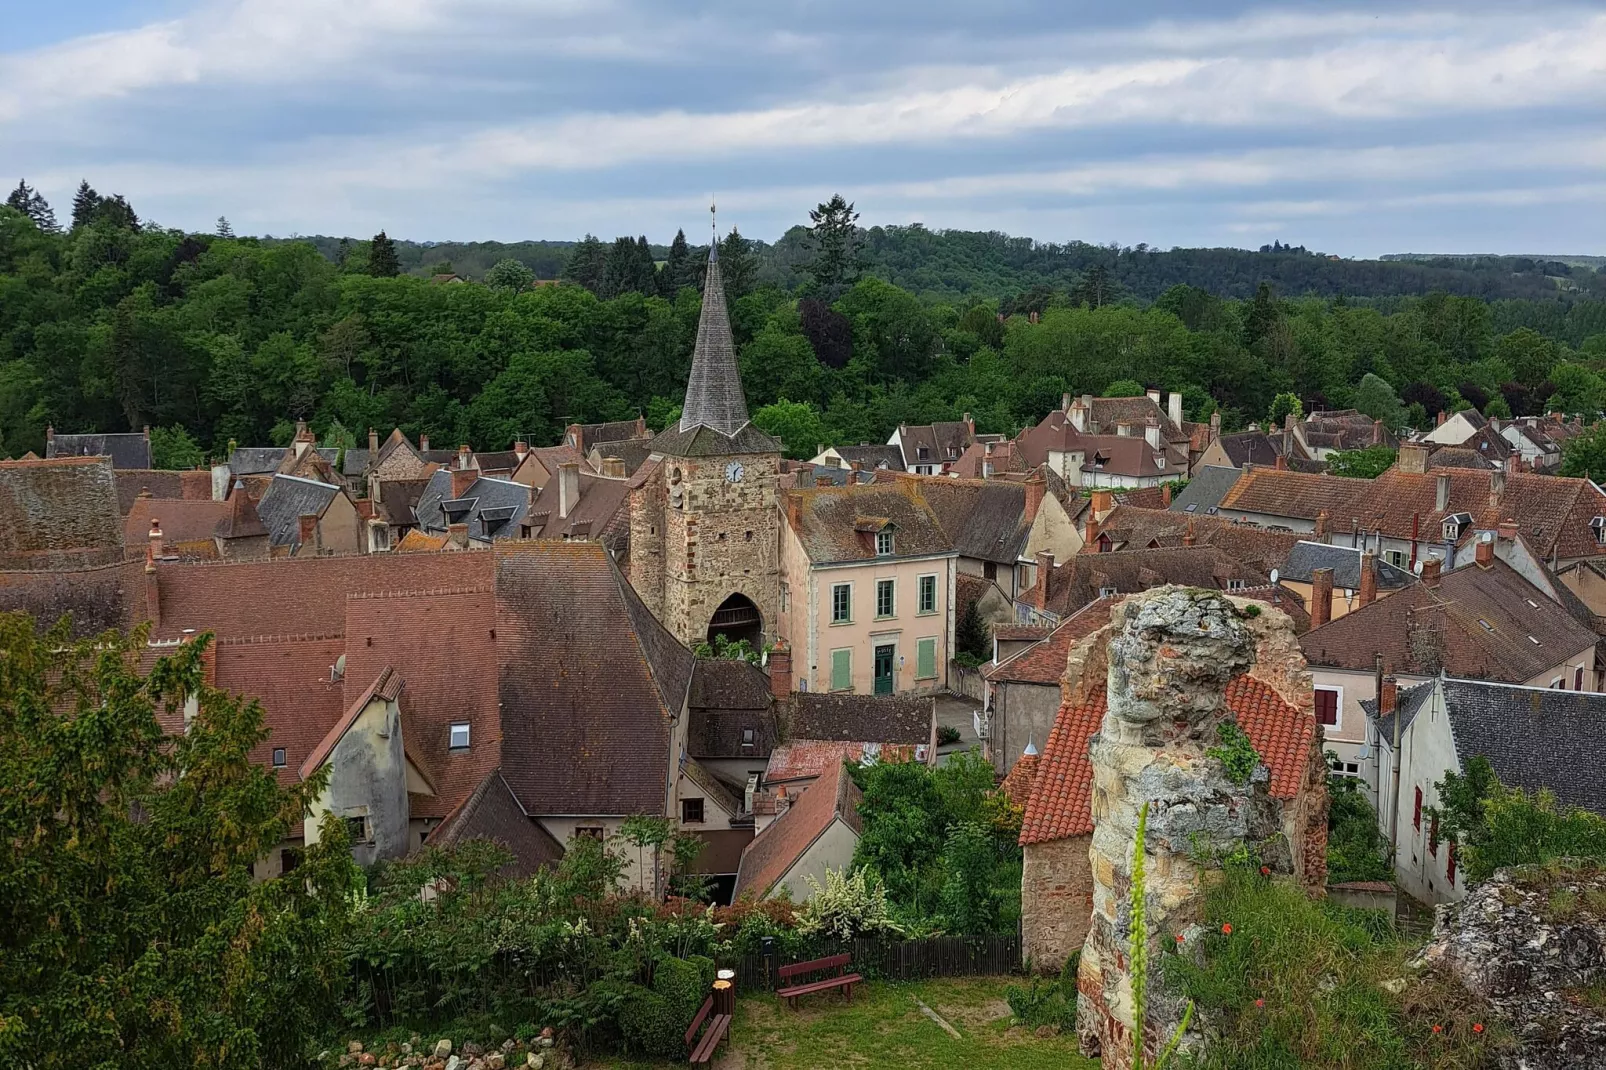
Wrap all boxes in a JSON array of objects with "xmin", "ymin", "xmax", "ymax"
[{"xmin": 713, "ymin": 974, "xmax": 735, "ymax": 1016}]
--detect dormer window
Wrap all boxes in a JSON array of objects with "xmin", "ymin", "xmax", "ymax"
[
  {"xmin": 917, "ymin": 446, "xmax": 930, "ymax": 460},
  {"xmin": 876, "ymin": 529, "xmax": 895, "ymax": 556},
  {"xmin": 1442, "ymin": 512, "xmax": 1472, "ymax": 542},
  {"xmin": 1593, "ymin": 516, "xmax": 1606, "ymax": 545},
  {"xmin": 1155, "ymin": 456, "xmax": 1166, "ymax": 468}
]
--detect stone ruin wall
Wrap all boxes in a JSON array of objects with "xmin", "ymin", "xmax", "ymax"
[{"xmin": 1070, "ymin": 587, "xmax": 1322, "ymax": 1068}]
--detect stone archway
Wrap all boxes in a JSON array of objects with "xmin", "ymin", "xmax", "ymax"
[{"xmin": 706, "ymin": 593, "xmax": 762, "ymax": 648}]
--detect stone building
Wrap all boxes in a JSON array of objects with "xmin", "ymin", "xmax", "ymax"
[{"xmin": 628, "ymin": 244, "xmax": 783, "ymax": 649}]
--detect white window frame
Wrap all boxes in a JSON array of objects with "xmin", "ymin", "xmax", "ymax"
[
  {"xmin": 831, "ymin": 582, "xmax": 852, "ymax": 624},
  {"xmin": 271, "ymin": 747, "xmax": 286, "ymax": 769},
  {"xmin": 875, "ymin": 578, "xmax": 896, "ymax": 619},
  {"xmin": 1226, "ymin": 578, "xmax": 1246, "ymax": 591},
  {"xmin": 1382, "ymin": 549, "xmax": 1406, "ymax": 568},
  {"xmin": 876, "ymin": 530, "xmax": 895, "ymax": 556},
  {"xmin": 917, "ymin": 574, "xmax": 938, "ymax": 615},
  {"xmin": 449, "ymin": 722, "xmax": 471, "ymax": 750},
  {"xmin": 1314, "ymin": 684, "xmax": 1342, "ymax": 731}
]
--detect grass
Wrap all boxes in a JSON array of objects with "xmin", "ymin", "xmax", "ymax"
[{"xmin": 590, "ymin": 976, "xmax": 1098, "ymax": 1070}]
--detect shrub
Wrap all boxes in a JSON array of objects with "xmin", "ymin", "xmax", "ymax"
[
  {"xmin": 1006, "ymin": 952, "xmax": 1080, "ymax": 1030},
  {"xmin": 796, "ymin": 867, "xmax": 903, "ymax": 941},
  {"xmin": 1326, "ymin": 769, "xmax": 1393, "ymax": 883},
  {"xmin": 616, "ymin": 985, "xmax": 680, "ymax": 1057},
  {"xmin": 936, "ymin": 724, "xmax": 962, "ymax": 746},
  {"xmin": 939, "ymin": 821, "xmax": 1000, "ymax": 935},
  {"xmin": 1206, "ymin": 722, "xmax": 1261, "ymax": 786}
]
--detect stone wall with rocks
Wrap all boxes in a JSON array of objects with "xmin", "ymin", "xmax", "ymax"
[
  {"xmin": 1021, "ymin": 832, "xmax": 1093, "ymax": 972},
  {"xmin": 1073, "ymin": 587, "xmax": 1304, "ymax": 1070},
  {"xmin": 324, "ymin": 1029, "xmax": 568, "ymax": 1070},
  {"xmin": 1420, "ymin": 861, "xmax": 1606, "ymax": 1069}
]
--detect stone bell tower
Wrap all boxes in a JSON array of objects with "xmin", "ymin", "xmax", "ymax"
[{"xmin": 628, "ymin": 234, "xmax": 782, "ymax": 650}]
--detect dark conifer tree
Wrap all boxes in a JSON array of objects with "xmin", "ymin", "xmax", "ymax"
[
  {"xmin": 659, "ymin": 228, "xmax": 691, "ymax": 297},
  {"xmin": 562, "ymin": 234, "xmax": 608, "ymax": 294},
  {"xmin": 94, "ymin": 194, "xmax": 140, "ymax": 231},
  {"xmin": 215, "ymin": 216, "xmax": 234, "ymax": 239},
  {"xmin": 368, "ymin": 230, "xmax": 400, "ymax": 278},
  {"xmin": 6, "ymin": 179, "xmax": 32, "ymax": 214},
  {"xmin": 71, "ymin": 179, "xmax": 101, "ymax": 228},
  {"xmin": 28, "ymin": 192, "xmax": 59, "ymax": 233},
  {"xmin": 634, "ymin": 235, "xmax": 658, "ymax": 295},
  {"xmin": 718, "ymin": 227, "xmax": 757, "ymax": 302},
  {"xmin": 804, "ymin": 193, "xmax": 862, "ymax": 301}
]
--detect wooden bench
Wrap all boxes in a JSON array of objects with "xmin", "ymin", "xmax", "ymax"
[
  {"xmin": 685, "ymin": 994, "xmax": 730, "ymax": 1064},
  {"xmin": 775, "ymin": 953, "xmax": 862, "ymax": 1009}
]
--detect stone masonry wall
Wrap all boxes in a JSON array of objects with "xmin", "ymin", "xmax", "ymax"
[
  {"xmin": 659, "ymin": 454, "xmax": 780, "ymax": 648},
  {"xmin": 1021, "ymin": 833, "xmax": 1094, "ymax": 972}
]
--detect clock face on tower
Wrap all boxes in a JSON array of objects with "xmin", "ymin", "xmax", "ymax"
[{"xmin": 724, "ymin": 461, "xmax": 745, "ymax": 484}]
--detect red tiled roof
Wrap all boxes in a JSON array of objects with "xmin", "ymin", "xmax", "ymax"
[
  {"xmin": 1020, "ymin": 675, "xmax": 1313, "ymax": 845},
  {"xmin": 985, "ymin": 600, "xmax": 1115, "ymax": 685},
  {"xmin": 299, "ymin": 665, "xmax": 403, "ymax": 779},
  {"xmin": 124, "ymin": 498, "xmax": 232, "ymax": 549},
  {"xmin": 765, "ymin": 739, "xmax": 916, "ymax": 784},
  {"xmin": 999, "ymin": 752, "xmax": 1039, "ymax": 808},
  {"xmin": 734, "ymin": 760, "xmax": 863, "ymax": 899},
  {"xmin": 213, "ymin": 635, "xmax": 349, "ymax": 786}
]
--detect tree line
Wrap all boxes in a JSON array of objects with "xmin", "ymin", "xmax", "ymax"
[{"xmin": 2, "ymin": 183, "xmax": 1605, "ymax": 465}]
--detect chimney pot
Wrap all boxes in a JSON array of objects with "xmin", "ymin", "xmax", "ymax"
[
  {"xmin": 1310, "ymin": 566, "xmax": 1334, "ymax": 629},
  {"xmin": 558, "ymin": 461, "xmax": 581, "ymax": 520},
  {"xmin": 768, "ymin": 640, "xmax": 793, "ymax": 699},
  {"xmin": 419, "ymin": 434, "xmax": 430, "ymax": 453},
  {"xmin": 1421, "ymin": 555, "xmax": 1443, "ymax": 587},
  {"xmin": 1358, "ymin": 551, "xmax": 1378, "ymax": 606},
  {"xmin": 450, "ymin": 465, "xmax": 476, "ymax": 501},
  {"xmin": 514, "ymin": 440, "xmax": 528, "ymax": 457},
  {"xmin": 1380, "ymin": 675, "xmax": 1398, "ymax": 715}
]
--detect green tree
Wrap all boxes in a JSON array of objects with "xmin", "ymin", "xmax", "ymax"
[
  {"xmin": 215, "ymin": 216, "xmax": 234, "ymax": 239},
  {"xmin": 939, "ymin": 822, "xmax": 999, "ymax": 934},
  {"xmin": 485, "ymin": 257, "xmax": 535, "ymax": 291},
  {"xmin": 149, "ymin": 425, "xmax": 206, "ymax": 469},
  {"xmin": 564, "ymin": 233, "xmax": 609, "ymax": 292},
  {"xmin": 70, "ymin": 179, "xmax": 101, "ymax": 229},
  {"xmin": 717, "ymin": 227, "xmax": 757, "ymax": 302},
  {"xmin": 1560, "ymin": 421, "xmax": 1606, "ymax": 479},
  {"xmin": 659, "ymin": 228, "xmax": 693, "ymax": 297},
  {"xmin": 1267, "ymin": 391, "xmax": 1303, "ymax": 427},
  {"xmin": 1325, "ymin": 446, "xmax": 1397, "ymax": 479},
  {"xmin": 1103, "ymin": 378, "xmax": 1147, "ymax": 398},
  {"xmin": 0, "ymin": 618, "xmax": 358, "ymax": 1069},
  {"xmin": 752, "ymin": 399, "xmax": 826, "ymax": 460},
  {"xmin": 804, "ymin": 193, "xmax": 862, "ymax": 300},
  {"xmin": 1353, "ymin": 372, "xmax": 1407, "ymax": 429},
  {"xmin": 368, "ymin": 230, "xmax": 400, "ymax": 278},
  {"xmin": 1433, "ymin": 757, "xmax": 1606, "ymax": 884},
  {"xmin": 740, "ymin": 327, "xmax": 822, "ymax": 409},
  {"xmin": 1545, "ymin": 362, "xmax": 1605, "ymax": 417},
  {"xmin": 955, "ymin": 597, "xmax": 990, "ymax": 665}
]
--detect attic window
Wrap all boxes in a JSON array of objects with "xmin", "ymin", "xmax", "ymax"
[
  {"xmin": 1526, "ymin": 598, "xmax": 1539, "ymax": 609},
  {"xmin": 1528, "ymin": 635, "xmax": 1541, "ymax": 645},
  {"xmin": 1477, "ymin": 619, "xmax": 1493, "ymax": 633},
  {"xmin": 917, "ymin": 446, "xmax": 930, "ymax": 460},
  {"xmin": 741, "ymin": 727, "xmax": 756, "ymax": 750},
  {"xmin": 272, "ymin": 747, "xmax": 286, "ymax": 768},
  {"xmin": 1099, "ymin": 586, "xmax": 1119, "ymax": 598},
  {"xmin": 449, "ymin": 722, "xmax": 471, "ymax": 750},
  {"xmin": 876, "ymin": 530, "xmax": 895, "ymax": 556},
  {"xmin": 1227, "ymin": 579, "xmax": 1246, "ymax": 591},
  {"xmin": 1594, "ymin": 516, "xmax": 1606, "ymax": 544},
  {"xmin": 1155, "ymin": 456, "xmax": 1166, "ymax": 468}
]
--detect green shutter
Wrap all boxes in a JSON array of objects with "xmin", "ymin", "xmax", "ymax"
[
  {"xmin": 917, "ymin": 637, "xmax": 937, "ymax": 679},
  {"xmin": 830, "ymin": 648, "xmax": 852, "ymax": 691}
]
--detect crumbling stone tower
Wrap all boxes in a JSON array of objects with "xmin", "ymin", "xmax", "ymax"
[{"xmin": 1075, "ymin": 587, "xmax": 1315, "ymax": 1067}]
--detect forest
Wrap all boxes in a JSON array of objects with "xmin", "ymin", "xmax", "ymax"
[{"xmin": 3, "ymin": 181, "xmax": 1606, "ymax": 465}]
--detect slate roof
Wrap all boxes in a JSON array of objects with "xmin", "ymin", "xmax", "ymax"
[
  {"xmin": 784, "ymin": 482, "xmax": 956, "ymax": 564},
  {"xmin": 1021, "ymin": 674, "xmax": 1314, "ymax": 844},
  {"xmin": 1280, "ymin": 541, "xmax": 1415, "ymax": 590},
  {"xmin": 1022, "ymin": 546, "xmax": 1270, "ymax": 620},
  {"xmin": 835, "ymin": 444, "xmax": 905, "ymax": 471},
  {"xmin": 0, "ymin": 457, "xmax": 125, "ymax": 570},
  {"xmin": 915, "ymin": 477, "xmax": 1031, "ymax": 564},
  {"xmin": 949, "ymin": 439, "xmax": 1025, "ymax": 479},
  {"xmin": 314, "ymin": 446, "xmax": 371, "ymax": 477},
  {"xmin": 649, "ymin": 421, "xmax": 782, "ymax": 458},
  {"xmin": 787, "ymin": 692, "xmax": 931, "ymax": 744},
  {"xmin": 426, "ymin": 769, "xmax": 566, "ymax": 876},
  {"xmin": 573, "ymin": 417, "xmax": 651, "ymax": 450},
  {"xmin": 734, "ymin": 760, "xmax": 862, "ymax": 899},
  {"xmin": 526, "ymin": 469, "xmax": 631, "ymax": 551},
  {"xmin": 46, "ymin": 431, "xmax": 151, "ymax": 469},
  {"xmin": 1170, "ymin": 465, "xmax": 1241, "ymax": 516},
  {"xmin": 1427, "ymin": 447, "xmax": 1500, "ymax": 470},
  {"xmin": 1214, "ymin": 431, "xmax": 1284, "ymax": 468},
  {"xmin": 228, "ymin": 447, "xmax": 289, "ymax": 476},
  {"xmin": 495, "ymin": 542, "xmax": 694, "ymax": 816},
  {"xmin": 415, "ymin": 471, "xmax": 531, "ymax": 541},
  {"xmin": 1300, "ymin": 409, "xmax": 1396, "ymax": 451},
  {"xmin": 1301, "ymin": 559, "xmax": 1600, "ymax": 680},
  {"xmin": 256, "ymin": 475, "xmax": 342, "ymax": 550},
  {"xmin": 679, "ymin": 245, "xmax": 750, "ymax": 437},
  {"xmin": 1364, "ymin": 681, "xmax": 1435, "ymax": 743},
  {"xmin": 895, "ymin": 421, "xmax": 976, "ymax": 468}
]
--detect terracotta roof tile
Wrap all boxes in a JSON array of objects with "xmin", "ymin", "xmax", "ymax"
[
  {"xmin": 734, "ymin": 760, "xmax": 862, "ymax": 899},
  {"xmin": 765, "ymin": 739, "xmax": 917, "ymax": 784},
  {"xmin": 124, "ymin": 498, "xmax": 232, "ymax": 550},
  {"xmin": 0, "ymin": 456, "xmax": 124, "ymax": 570},
  {"xmin": 426, "ymin": 769, "xmax": 565, "ymax": 876}
]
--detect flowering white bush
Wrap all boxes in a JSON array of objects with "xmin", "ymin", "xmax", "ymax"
[{"xmin": 796, "ymin": 867, "xmax": 903, "ymax": 941}]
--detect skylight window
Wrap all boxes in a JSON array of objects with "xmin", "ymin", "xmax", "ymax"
[
  {"xmin": 1477, "ymin": 619, "xmax": 1493, "ymax": 633},
  {"xmin": 1528, "ymin": 636, "xmax": 1541, "ymax": 645},
  {"xmin": 1526, "ymin": 599, "xmax": 1539, "ymax": 609}
]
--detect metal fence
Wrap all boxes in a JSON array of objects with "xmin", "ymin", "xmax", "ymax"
[{"xmin": 730, "ymin": 932, "xmax": 1023, "ymax": 991}]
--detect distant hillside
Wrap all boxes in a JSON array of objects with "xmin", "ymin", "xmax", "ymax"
[
  {"xmin": 1384, "ymin": 253, "xmax": 1606, "ymax": 270},
  {"xmin": 268, "ymin": 228, "xmax": 1602, "ymax": 302}
]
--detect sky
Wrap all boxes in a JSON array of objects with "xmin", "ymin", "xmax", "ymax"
[{"xmin": 3, "ymin": 0, "xmax": 1604, "ymax": 255}]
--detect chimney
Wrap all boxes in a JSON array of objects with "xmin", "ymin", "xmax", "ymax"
[
  {"xmin": 1146, "ymin": 388, "xmax": 1161, "ymax": 405},
  {"xmin": 45, "ymin": 424, "xmax": 54, "ymax": 446},
  {"xmin": 450, "ymin": 465, "xmax": 476, "ymax": 500},
  {"xmin": 1168, "ymin": 391, "xmax": 1183, "ymax": 428},
  {"xmin": 447, "ymin": 522, "xmax": 469, "ymax": 549},
  {"xmin": 296, "ymin": 513, "xmax": 317, "ymax": 551},
  {"xmin": 1274, "ymin": 453, "xmax": 1287, "ymax": 471},
  {"xmin": 1475, "ymin": 530, "xmax": 1494, "ymax": 567},
  {"xmin": 558, "ymin": 462, "xmax": 580, "ymax": 519},
  {"xmin": 1025, "ymin": 474, "xmax": 1046, "ymax": 520},
  {"xmin": 1284, "ymin": 411, "xmax": 1296, "ymax": 432},
  {"xmin": 368, "ymin": 427, "xmax": 379, "ymax": 454},
  {"xmin": 1091, "ymin": 488, "xmax": 1113, "ymax": 518},
  {"xmin": 602, "ymin": 456, "xmax": 626, "ymax": 479},
  {"xmin": 786, "ymin": 492, "xmax": 802, "ymax": 533},
  {"xmin": 1497, "ymin": 518, "xmax": 1518, "ymax": 542},
  {"xmin": 1421, "ymin": 555, "xmax": 1443, "ymax": 588},
  {"xmin": 293, "ymin": 419, "xmax": 313, "ymax": 457},
  {"xmin": 1435, "ymin": 473, "xmax": 1451, "ymax": 512},
  {"xmin": 148, "ymin": 519, "xmax": 164, "ymax": 560},
  {"xmin": 456, "ymin": 443, "xmax": 472, "ymax": 469},
  {"xmin": 419, "ymin": 433, "xmax": 430, "ymax": 453},
  {"xmin": 1144, "ymin": 418, "xmax": 1162, "ymax": 450},
  {"xmin": 963, "ymin": 412, "xmax": 974, "ymax": 440},
  {"xmin": 1314, "ymin": 509, "xmax": 1329, "ymax": 541},
  {"xmin": 768, "ymin": 640, "xmax": 792, "ymax": 699},
  {"xmin": 1182, "ymin": 516, "xmax": 1196, "ymax": 546},
  {"xmin": 144, "ymin": 549, "xmax": 160, "ymax": 626},
  {"xmin": 1358, "ymin": 551, "xmax": 1377, "ymax": 606},
  {"xmin": 1161, "ymin": 483, "xmax": 1172, "ymax": 508},
  {"xmin": 1310, "ymin": 566, "xmax": 1334, "ymax": 629},
  {"xmin": 1036, "ymin": 551, "xmax": 1055, "ymax": 601},
  {"xmin": 1372, "ymin": 419, "xmax": 1384, "ymax": 445},
  {"xmin": 1490, "ymin": 468, "xmax": 1505, "ymax": 506},
  {"xmin": 1380, "ymin": 675, "xmax": 1398, "ymax": 716},
  {"xmin": 1061, "ymin": 392, "xmax": 1073, "ymax": 413},
  {"xmin": 1397, "ymin": 443, "xmax": 1429, "ymax": 475},
  {"xmin": 1436, "ymin": 410, "xmax": 1447, "ymax": 427},
  {"xmin": 1068, "ymin": 399, "xmax": 1087, "ymax": 433},
  {"xmin": 1084, "ymin": 511, "xmax": 1101, "ymax": 552},
  {"xmin": 514, "ymin": 440, "xmax": 528, "ymax": 458}
]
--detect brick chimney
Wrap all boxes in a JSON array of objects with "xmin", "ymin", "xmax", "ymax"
[
  {"xmin": 1035, "ymin": 551, "xmax": 1055, "ymax": 602},
  {"xmin": 768, "ymin": 640, "xmax": 792, "ymax": 699},
  {"xmin": 1310, "ymin": 566, "xmax": 1334, "ymax": 629},
  {"xmin": 1275, "ymin": 453, "xmax": 1287, "ymax": 471},
  {"xmin": 1379, "ymin": 675, "xmax": 1398, "ymax": 716},
  {"xmin": 419, "ymin": 433, "xmax": 430, "ymax": 453},
  {"xmin": 1182, "ymin": 516, "xmax": 1196, "ymax": 547},
  {"xmin": 368, "ymin": 427, "xmax": 379, "ymax": 454},
  {"xmin": 1314, "ymin": 509, "xmax": 1329, "ymax": 541},
  {"xmin": 1421, "ymin": 555, "xmax": 1443, "ymax": 588},
  {"xmin": 1397, "ymin": 443, "xmax": 1429, "ymax": 475},
  {"xmin": 1084, "ymin": 511, "xmax": 1101, "ymax": 552},
  {"xmin": 1358, "ymin": 551, "xmax": 1377, "ymax": 606},
  {"xmin": 1497, "ymin": 518, "xmax": 1518, "ymax": 542},
  {"xmin": 1091, "ymin": 488, "xmax": 1113, "ymax": 518},
  {"xmin": 1435, "ymin": 473, "xmax": 1451, "ymax": 512},
  {"xmin": 297, "ymin": 513, "xmax": 318, "ymax": 552},
  {"xmin": 447, "ymin": 522, "xmax": 469, "ymax": 549},
  {"xmin": 148, "ymin": 519, "xmax": 164, "ymax": 560},
  {"xmin": 1436, "ymin": 410, "xmax": 1447, "ymax": 427},
  {"xmin": 450, "ymin": 465, "xmax": 476, "ymax": 500},
  {"xmin": 1475, "ymin": 531, "xmax": 1494, "ymax": 567},
  {"xmin": 602, "ymin": 456, "xmax": 627, "ymax": 479},
  {"xmin": 1024, "ymin": 473, "xmax": 1046, "ymax": 520},
  {"xmin": 785, "ymin": 491, "xmax": 802, "ymax": 533},
  {"xmin": 558, "ymin": 461, "xmax": 581, "ymax": 520},
  {"xmin": 1161, "ymin": 482, "xmax": 1172, "ymax": 508},
  {"xmin": 1490, "ymin": 468, "xmax": 1505, "ymax": 507},
  {"xmin": 514, "ymin": 440, "xmax": 528, "ymax": 458},
  {"xmin": 144, "ymin": 550, "xmax": 160, "ymax": 626},
  {"xmin": 1372, "ymin": 418, "xmax": 1384, "ymax": 445}
]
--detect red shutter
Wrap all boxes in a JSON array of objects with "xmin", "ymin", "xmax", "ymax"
[
  {"xmin": 1414, "ymin": 787, "xmax": 1422, "ymax": 830},
  {"xmin": 1576, "ymin": 666, "xmax": 1585, "ymax": 691},
  {"xmin": 1429, "ymin": 814, "xmax": 1439, "ymax": 856},
  {"xmin": 1447, "ymin": 841, "xmax": 1457, "ymax": 886},
  {"xmin": 1314, "ymin": 689, "xmax": 1339, "ymax": 726}
]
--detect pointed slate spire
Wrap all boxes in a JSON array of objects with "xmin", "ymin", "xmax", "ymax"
[{"xmin": 679, "ymin": 240, "xmax": 750, "ymax": 436}]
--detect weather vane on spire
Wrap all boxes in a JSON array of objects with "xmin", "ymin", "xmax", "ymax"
[{"xmin": 710, "ymin": 198, "xmax": 717, "ymax": 244}]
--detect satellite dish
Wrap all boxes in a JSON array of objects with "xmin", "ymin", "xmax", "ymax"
[{"xmin": 1270, "ymin": 568, "xmax": 1280, "ymax": 584}]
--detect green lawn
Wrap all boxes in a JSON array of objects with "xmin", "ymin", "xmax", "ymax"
[{"xmin": 593, "ymin": 976, "xmax": 1099, "ymax": 1069}]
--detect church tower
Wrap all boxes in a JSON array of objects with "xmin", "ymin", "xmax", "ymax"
[{"xmin": 628, "ymin": 239, "xmax": 782, "ymax": 650}]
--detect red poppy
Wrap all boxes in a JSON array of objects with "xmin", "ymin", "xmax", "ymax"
[
  {"xmin": 1222, "ymin": 924, "xmax": 1233, "ymax": 935},
  {"xmin": 1255, "ymin": 999, "xmax": 1264, "ymax": 1008},
  {"xmin": 1259, "ymin": 866, "xmax": 1270, "ymax": 876},
  {"xmin": 1473, "ymin": 1023, "xmax": 1484, "ymax": 1035},
  {"xmin": 1432, "ymin": 1025, "xmax": 1442, "ymax": 1034},
  {"xmin": 1175, "ymin": 933, "xmax": 1185, "ymax": 943}
]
